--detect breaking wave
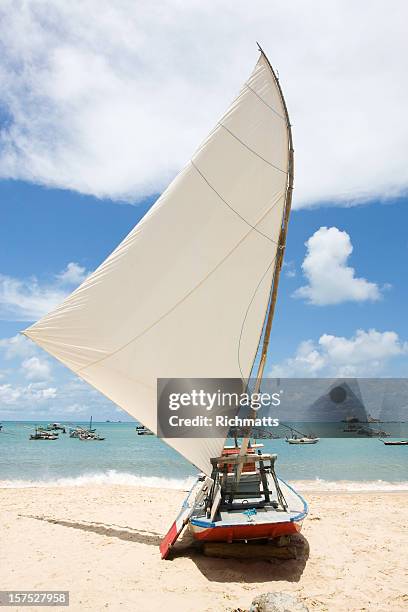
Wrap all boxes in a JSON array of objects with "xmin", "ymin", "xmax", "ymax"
[
  {"xmin": 291, "ymin": 479, "xmax": 408, "ymax": 492},
  {"xmin": 1, "ymin": 471, "xmax": 407, "ymax": 492},
  {"xmin": 0, "ymin": 470, "xmax": 197, "ymax": 490}
]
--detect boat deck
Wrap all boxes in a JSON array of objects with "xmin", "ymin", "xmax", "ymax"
[{"xmin": 190, "ymin": 473, "xmax": 306, "ymax": 529}]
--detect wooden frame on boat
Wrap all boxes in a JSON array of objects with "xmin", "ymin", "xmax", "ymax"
[{"xmin": 205, "ymin": 452, "xmax": 288, "ymax": 515}]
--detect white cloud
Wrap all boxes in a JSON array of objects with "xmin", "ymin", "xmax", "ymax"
[
  {"xmin": 294, "ymin": 227, "xmax": 381, "ymax": 305},
  {"xmin": 0, "ymin": 334, "xmax": 121, "ymax": 419},
  {"xmin": 0, "ymin": 273, "xmax": 68, "ymax": 321},
  {"xmin": 56, "ymin": 262, "xmax": 87, "ymax": 286},
  {"xmin": 0, "ymin": 1, "xmax": 407, "ymax": 206},
  {"xmin": 283, "ymin": 261, "xmax": 296, "ymax": 278},
  {"xmin": 40, "ymin": 386, "xmax": 57, "ymax": 400},
  {"xmin": 0, "ymin": 262, "xmax": 88, "ymax": 321},
  {"xmin": 21, "ymin": 356, "xmax": 51, "ymax": 381},
  {"xmin": 0, "ymin": 384, "xmax": 21, "ymax": 404},
  {"xmin": 63, "ymin": 403, "xmax": 91, "ymax": 416},
  {"xmin": 0, "ymin": 334, "xmax": 35, "ymax": 359},
  {"xmin": 270, "ymin": 329, "xmax": 408, "ymax": 377},
  {"xmin": 0, "ymin": 382, "xmax": 57, "ymax": 406}
]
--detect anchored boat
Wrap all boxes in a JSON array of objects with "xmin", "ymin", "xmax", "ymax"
[
  {"xmin": 30, "ymin": 427, "xmax": 58, "ymax": 440},
  {"xmin": 46, "ymin": 422, "xmax": 66, "ymax": 433},
  {"xmin": 136, "ymin": 425, "xmax": 154, "ymax": 436},
  {"xmin": 284, "ymin": 426, "xmax": 319, "ymax": 445},
  {"xmin": 78, "ymin": 431, "xmax": 105, "ymax": 441},
  {"xmin": 22, "ymin": 46, "xmax": 304, "ymax": 558},
  {"xmin": 286, "ymin": 436, "xmax": 319, "ymax": 445}
]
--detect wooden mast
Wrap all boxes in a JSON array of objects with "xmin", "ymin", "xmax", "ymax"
[{"xmin": 236, "ymin": 44, "xmax": 294, "ymax": 465}]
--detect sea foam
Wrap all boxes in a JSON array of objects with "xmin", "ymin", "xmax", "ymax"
[
  {"xmin": 0, "ymin": 470, "xmax": 407, "ymax": 491},
  {"xmin": 0, "ymin": 470, "xmax": 197, "ymax": 490},
  {"xmin": 291, "ymin": 479, "xmax": 408, "ymax": 492}
]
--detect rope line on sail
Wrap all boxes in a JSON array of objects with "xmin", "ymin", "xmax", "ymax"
[
  {"xmin": 75, "ymin": 198, "xmax": 283, "ymax": 375},
  {"xmin": 236, "ymin": 252, "xmax": 278, "ymax": 381},
  {"xmin": 243, "ymin": 83, "xmax": 286, "ymax": 122},
  {"xmin": 191, "ymin": 159, "xmax": 282, "ymax": 246},
  {"xmin": 192, "ymin": 81, "xmax": 285, "ymax": 162},
  {"xmin": 218, "ymin": 123, "xmax": 288, "ymax": 175}
]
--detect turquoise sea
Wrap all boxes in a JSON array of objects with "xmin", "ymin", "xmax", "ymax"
[{"xmin": 0, "ymin": 421, "xmax": 407, "ymax": 490}]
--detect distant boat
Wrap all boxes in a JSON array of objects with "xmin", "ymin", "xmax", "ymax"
[
  {"xmin": 69, "ymin": 426, "xmax": 85, "ymax": 438},
  {"xmin": 70, "ymin": 423, "xmax": 104, "ymax": 440},
  {"xmin": 286, "ymin": 436, "xmax": 320, "ymax": 445},
  {"xmin": 136, "ymin": 425, "xmax": 154, "ymax": 436},
  {"xmin": 88, "ymin": 416, "xmax": 96, "ymax": 433},
  {"xmin": 284, "ymin": 427, "xmax": 319, "ymax": 444},
  {"xmin": 46, "ymin": 422, "xmax": 66, "ymax": 433},
  {"xmin": 78, "ymin": 431, "xmax": 105, "ymax": 441},
  {"xmin": 0, "ymin": 423, "xmax": 2, "ymax": 432},
  {"xmin": 382, "ymin": 439, "xmax": 408, "ymax": 446},
  {"xmin": 30, "ymin": 427, "xmax": 58, "ymax": 440},
  {"xmin": 367, "ymin": 413, "xmax": 381, "ymax": 423}
]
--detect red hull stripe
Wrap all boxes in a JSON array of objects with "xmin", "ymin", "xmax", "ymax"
[
  {"xmin": 160, "ymin": 506, "xmax": 191, "ymax": 559},
  {"xmin": 160, "ymin": 522, "xmax": 178, "ymax": 559},
  {"xmin": 191, "ymin": 520, "xmax": 301, "ymax": 542}
]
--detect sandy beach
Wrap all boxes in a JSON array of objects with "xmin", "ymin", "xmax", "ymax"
[{"xmin": 1, "ymin": 485, "xmax": 407, "ymax": 611}]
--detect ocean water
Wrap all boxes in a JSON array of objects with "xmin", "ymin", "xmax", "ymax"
[{"xmin": 0, "ymin": 421, "xmax": 407, "ymax": 491}]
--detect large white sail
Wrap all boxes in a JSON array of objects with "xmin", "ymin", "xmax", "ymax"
[{"xmin": 23, "ymin": 52, "xmax": 291, "ymax": 474}]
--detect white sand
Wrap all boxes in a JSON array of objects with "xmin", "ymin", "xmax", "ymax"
[{"xmin": 1, "ymin": 486, "xmax": 407, "ymax": 611}]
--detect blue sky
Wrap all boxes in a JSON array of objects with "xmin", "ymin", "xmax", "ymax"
[
  {"xmin": 1, "ymin": 179, "xmax": 407, "ymax": 420},
  {"xmin": 0, "ymin": 1, "xmax": 407, "ymax": 420}
]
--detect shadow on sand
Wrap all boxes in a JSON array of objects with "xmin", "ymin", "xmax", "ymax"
[
  {"xmin": 169, "ymin": 531, "xmax": 310, "ymax": 583},
  {"xmin": 21, "ymin": 514, "xmax": 309, "ymax": 583},
  {"xmin": 19, "ymin": 514, "xmax": 162, "ymax": 547}
]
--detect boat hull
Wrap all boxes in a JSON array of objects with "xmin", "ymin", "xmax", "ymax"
[
  {"xmin": 188, "ymin": 473, "xmax": 307, "ymax": 544},
  {"xmin": 286, "ymin": 438, "xmax": 319, "ymax": 444},
  {"xmin": 189, "ymin": 518, "xmax": 302, "ymax": 542}
]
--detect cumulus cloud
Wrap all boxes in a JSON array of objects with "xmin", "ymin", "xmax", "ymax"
[
  {"xmin": 270, "ymin": 329, "xmax": 408, "ymax": 377},
  {"xmin": 0, "ymin": 334, "xmax": 35, "ymax": 359},
  {"xmin": 0, "ymin": 382, "xmax": 57, "ymax": 406},
  {"xmin": 294, "ymin": 227, "xmax": 381, "ymax": 305},
  {"xmin": 0, "ymin": 333, "xmax": 118, "ymax": 418},
  {"xmin": 21, "ymin": 356, "xmax": 51, "ymax": 381},
  {"xmin": 55, "ymin": 262, "xmax": 87, "ymax": 286},
  {"xmin": 0, "ymin": 262, "xmax": 88, "ymax": 321},
  {"xmin": 0, "ymin": 1, "xmax": 407, "ymax": 206},
  {"xmin": 0, "ymin": 274, "xmax": 68, "ymax": 321}
]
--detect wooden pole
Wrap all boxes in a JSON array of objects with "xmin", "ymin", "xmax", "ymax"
[{"xmin": 235, "ymin": 44, "xmax": 294, "ymax": 476}]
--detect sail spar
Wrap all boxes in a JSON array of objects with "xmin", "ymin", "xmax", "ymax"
[{"xmin": 23, "ymin": 51, "xmax": 291, "ymax": 474}]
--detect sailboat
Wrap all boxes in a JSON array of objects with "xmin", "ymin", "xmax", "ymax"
[
  {"xmin": 23, "ymin": 45, "xmax": 307, "ymax": 558},
  {"xmin": 88, "ymin": 416, "xmax": 96, "ymax": 433}
]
